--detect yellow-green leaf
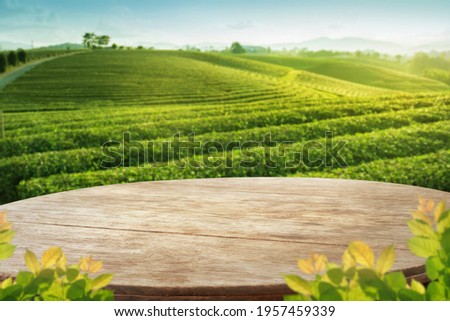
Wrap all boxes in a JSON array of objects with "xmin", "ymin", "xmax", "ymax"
[
  {"xmin": 41, "ymin": 246, "xmax": 63, "ymax": 269},
  {"xmin": 1, "ymin": 277, "xmax": 12, "ymax": 289},
  {"xmin": 410, "ymin": 279, "xmax": 425, "ymax": 295},
  {"xmin": 92, "ymin": 274, "xmax": 113, "ymax": 291},
  {"xmin": 348, "ymin": 241, "xmax": 374, "ymax": 268},
  {"xmin": 342, "ymin": 248, "xmax": 356, "ymax": 271},
  {"xmin": 25, "ymin": 249, "xmax": 40, "ymax": 274},
  {"xmin": 407, "ymin": 220, "xmax": 436, "ymax": 238},
  {"xmin": 297, "ymin": 258, "xmax": 315, "ymax": 275},
  {"xmin": 434, "ymin": 201, "xmax": 446, "ymax": 223},
  {"xmin": 408, "ymin": 236, "xmax": 440, "ymax": 258},
  {"xmin": 284, "ymin": 275, "xmax": 312, "ymax": 296},
  {"xmin": 376, "ymin": 245, "xmax": 395, "ymax": 275}
]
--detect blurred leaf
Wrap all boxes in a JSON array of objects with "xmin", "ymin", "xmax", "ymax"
[
  {"xmin": 410, "ymin": 279, "xmax": 426, "ymax": 295},
  {"xmin": 408, "ymin": 236, "xmax": 439, "ymax": 258},
  {"xmin": 327, "ymin": 268, "xmax": 344, "ymax": 285},
  {"xmin": 80, "ymin": 256, "xmax": 103, "ymax": 273},
  {"xmin": 0, "ymin": 212, "xmax": 12, "ymax": 231},
  {"xmin": 348, "ymin": 285, "xmax": 371, "ymax": 301},
  {"xmin": 342, "ymin": 248, "xmax": 356, "ymax": 271},
  {"xmin": 434, "ymin": 201, "xmax": 446, "ymax": 223},
  {"xmin": 91, "ymin": 274, "xmax": 113, "ymax": 291},
  {"xmin": 348, "ymin": 241, "xmax": 374, "ymax": 268},
  {"xmin": 376, "ymin": 245, "xmax": 395, "ymax": 275},
  {"xmin": 56, "ymin": 252, "xmax": 67, "ymax": 270},
  {"xmin": 25, "ymin": 249, "xmax": 40, "ymax": 274},
  {"xmin": 42, "ymin": 247, "xmax": 63, "ymax": 269},
  {"xmin": 407, "ymin": 220, "xmax": 436, "ymax": 239},
  {"xmin": 298, "ymin": 258, "xmax": 314, "ymax": 275},
  {"xmin": 398, "ymin": 288, "xmax": 424, "ymax": 301},
  {"xmin": 283, "ymin": 294, "xmax": 310, "ymax": 301},
  {"xmin": 0, "ymin": 243, "xmax": 16, "ymax": 260},
  {"xmin": 385, "ymin": 272, "xmax": 407, "ymax": 291},
  {"xmin": 67, "ymin": 279, "xmax": 86, "ymax": 300},
  {"xmin": 427, "ymin": 281, "xmax": 446, "ymax": 301},
  {"xmin": 66, "ymin": 268, "xmax": 80, "ymax": 282},
  {"xmin": 312, "ymin": 254, "xmax": 327, "ymax": 273},
  {"xmin": 1, "ymin": 277, "xmax": 12, "ymax": 289},
  {"xmin": 318, "ymin": 282, "xmax": 342, "ymax": 301},
  {"xmin": 15, "ymin": 271, "xmax": 34, "ymax": 287},
  {"xmin": 437, "ymin": 210, "xmax": 450, "ymax": 233},
  {"xmin": 440, "ymin": 228, "xmax": 450, "ymax": 255},
  {"xmin": 426, "ymin": 256, "xmax": 444, "ymax": 280},
  {"xmin": 0, "ymin": 230, "xmax": 15, "ymax": 243},
  {"xmin": 412, "ymin": 211, "xmax": 432, "ymax": 226},
  {"xmin": 284, "ymin": 275, "xmax": 312, "ymax": 296}
]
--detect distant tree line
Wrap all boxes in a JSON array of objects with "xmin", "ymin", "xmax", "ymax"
[
  {"xmin": 410, "ymin": 52, "xmax": 450, "ymax": 85},
  {"xmin": 0, "ymin": 49, "xmax": 27, "ymax": 73}
]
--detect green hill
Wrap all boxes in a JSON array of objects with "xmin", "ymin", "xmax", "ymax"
[
  {"xmin": 240, "ymin": 55, "xmax": 450, "ymax": 92},
  {"xmin": 0, "ymin": 50, "xmax": 448, "ymax": 203}
]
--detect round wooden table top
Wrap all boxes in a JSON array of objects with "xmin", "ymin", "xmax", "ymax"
[{"xmin": 1, "ymin": 178, "xmax": 449, "ymax": 300}]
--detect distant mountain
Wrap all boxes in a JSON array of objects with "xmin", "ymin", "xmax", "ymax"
[
  {"xmin": 0, "ymin": 41, "xmax": 32, "ymax": 50},
  {"xmin": 40, "ymin": 43, "xmax": 85, "ymax": 50},
  {"xmin": 269, "ymin": 37, "xmax": 404, "ymax": 53}
]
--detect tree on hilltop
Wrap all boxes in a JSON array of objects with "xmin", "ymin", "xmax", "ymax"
[{"xmin": 230, "ymin": 42, "xmax": 246, "ymax": 54}]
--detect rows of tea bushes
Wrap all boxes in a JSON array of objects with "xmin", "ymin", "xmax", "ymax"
[
  {"xmin": 1, "ymin": 50, "xmax": 448, "ymax": 204},
  {"xmin": 1, "ymin": 104, "xmax": 448, "ymax": 203},
  {"xmin": 16, "ymin": 120, "xmax": 449, "ymax": 200}
]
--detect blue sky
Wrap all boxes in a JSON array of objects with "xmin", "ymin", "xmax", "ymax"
[{"xmin": 1, "ymin": 0, "xmax": 449, "ymax": 47}]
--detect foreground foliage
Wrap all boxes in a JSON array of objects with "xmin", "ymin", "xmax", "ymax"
[
  {"xmin": 0, "ymin": 212, "xmax": 113, "ymax": 300},
  {"xmin": 284, "ymin": 199, "xmax": 450, "ymax": 300}
]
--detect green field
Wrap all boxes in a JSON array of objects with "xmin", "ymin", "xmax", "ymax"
[{"xmin": 0, "ymin": 50, "xmax": 449, "ymax": 204}]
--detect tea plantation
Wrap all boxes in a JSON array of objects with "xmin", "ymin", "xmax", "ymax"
[{"xmin": 0, "ymin": 50, "xmax": 449, "ymax": 203}]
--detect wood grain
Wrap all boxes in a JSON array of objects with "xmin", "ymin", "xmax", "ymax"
[{"xmin": 1, "ymin": 178, "xmax": 448, "ymax": 300}]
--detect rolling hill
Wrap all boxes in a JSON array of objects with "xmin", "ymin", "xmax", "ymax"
[{"xmin": 0, "ymin": 50, "xmax": 448, "ymax": 203}]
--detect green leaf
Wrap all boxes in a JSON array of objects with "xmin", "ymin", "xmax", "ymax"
[
  {"xmin": 91, "ymin": 289, "xmax": 114, "ymax": 301},
  {"xmin": 440, "ymin": 228, "xmax": 450, "ymax": 254},
  {"xmin": 1, "ymin": 284, "xmax": 23, "ymax": 300},
  {"xmin": 376, "ymin": 245, "xmax": 395, "ymax": 275},
  {"xmin": 91, "ymin": 274, "xmax": 113, "ymax": 291},
  {"xmin": 407, "ymin": 236, "xmax": 439, "ymax": 258},
  {"xmin": 67, "ymin": 279, "xmax": 87, "ymax": 300},
  {"xmin": 283, "ymin": 294, "xmax": 311, "ymax": 301},
  {"xmin": 348, "ymin": 241, "xmax": 374, "ymax": 268},
  {"xmin": 410, "ymin": 279, "xmax": 426, "ymax": 295},
  {"xmin": 398, "ymin": 288, "xmax": 424, "ymax": 301},
  {"xmin": 427, "ymin": 281, "xmax": 446, "ymax": 301},
  {"xmin": 15, "ymin": 271, "xmax": 34, "ymax": 287},
  {"xmin": 66, "ymin": 268, "xmax": 80, "ymax": 282},
  {"xmin": 318, "ymin": 282, "xmax": 342, "ymax": 301},
  {"xmin": 426, "ymin": 256, "xmax": 444, "ymax": 281},
  {"xmin": 0, "ymin": 230, "xmax": 15, "ymax": 243},
  {"xmin": 283, "ymin": 275, "xmax": 312, "ymax": 296},
  {"xmin": 384, "ymin": 271, "xmax": 407, "ymax": 291},
  {"xmin": 327, "ymin": 268, "xmax": 344, "ymax": 285},
  {"xmin": 407, "ymin": 220, "xmax": 436, "ymax": 239},
  {"xmin": 347, "ymin": 285, "xmax": 372, "ymax": 301},
  {"xmin": 0, "ymin": 243, "xmax": 15, "ymax": 260},
  {"xmin": 437, "ymin": 210, "xmax": 450, "ymax": 233},
  {"xmin": 25, "ymin": 249, "xmax": 40, "ymax": 274}
]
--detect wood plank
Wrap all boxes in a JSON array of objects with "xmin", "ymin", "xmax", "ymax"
[{"xmin": 1, "ymin": 178, "xmax": 448, "ymax": 299}]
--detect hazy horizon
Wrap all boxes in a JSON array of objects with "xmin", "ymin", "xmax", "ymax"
[{"xmin": 1, "ymin": 0, "xmax": 449, "ymax": 49}]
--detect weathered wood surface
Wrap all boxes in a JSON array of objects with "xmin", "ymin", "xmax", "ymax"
[{"xmin": 1, "ymin": 178, "xmax": 449, "ymax": 300}]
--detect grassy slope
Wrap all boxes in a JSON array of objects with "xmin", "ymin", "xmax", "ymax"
[
  {"xmin": 240, "ymin": 54, "xmax": 450, "ymax": 92},
  {"xmin": 1, "ymin": 50, "xmax": 448, "ymax": 202}
]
